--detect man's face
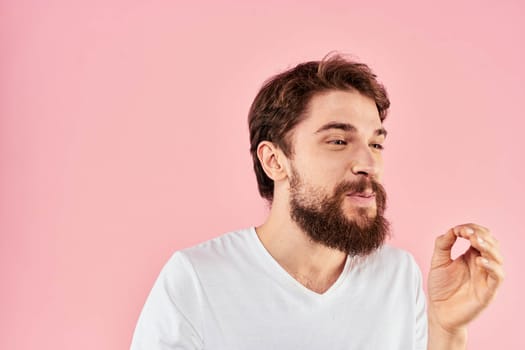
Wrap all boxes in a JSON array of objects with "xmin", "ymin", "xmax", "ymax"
[{"xmin": 286, "ymin": 89, "xmax": 389, "ymax": 256}]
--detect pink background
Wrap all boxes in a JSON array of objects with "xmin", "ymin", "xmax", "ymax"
[{"xmin": 1, "ymin": 0, "xmax": 523, "ymax": 348}]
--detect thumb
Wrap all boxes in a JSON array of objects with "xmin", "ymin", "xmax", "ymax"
[{"xmin": 431, "ymin": 228, "xmax": 457, "ymax": 268}]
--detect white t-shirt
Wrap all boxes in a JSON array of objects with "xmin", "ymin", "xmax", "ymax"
[{"xmin": 131, "ymin": 227, "xmax": 428, "ymax": 349}]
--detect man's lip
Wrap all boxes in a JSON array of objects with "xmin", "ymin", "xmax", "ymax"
[{"xmin": 347, "ymin": 192, "xmax": 375, "ymax": 198}]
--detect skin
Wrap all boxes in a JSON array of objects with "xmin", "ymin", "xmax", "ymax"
[{"xmin": 255, "ymin": 89, "xmax": 504, "ymax": 349}]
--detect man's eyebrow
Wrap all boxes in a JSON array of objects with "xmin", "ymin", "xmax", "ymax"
[
  {"xmin": 315, "ymin": 122, "xmax": 356, "ymax": 133},
  {"xmin": 376, "ymin": 127, "xmax": 388, "ymax": 137},
  {"xmin": 314, "ymin": 122, "xmax": 388, "ymax": 138}
]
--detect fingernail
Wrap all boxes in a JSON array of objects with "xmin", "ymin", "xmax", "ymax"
[
  {"xmin": 465, "ymin": 228, "xmax": 475, "ymax": 236},
  {"xmin": 481, "ymin": 258, "xmax": 489, "ymax": 266},
  {"xmin": 477, "ymin": 236, "xmax": 485, "ymax": 246}
]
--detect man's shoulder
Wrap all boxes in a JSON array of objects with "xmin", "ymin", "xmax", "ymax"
[
  {"xmin": 164, "ymin": 227, "xmax": 258, "ymax": 271},
  {"xmin": 360, "ymin": 243, "xmax": 421, "ymax": 274},
  {"xmin": 377, "ymin": 243, "xmax": 417, "ymax": 262},
  {"xmin": 182, "ymin": 226, "xmax": 255, "ymax": 255}
]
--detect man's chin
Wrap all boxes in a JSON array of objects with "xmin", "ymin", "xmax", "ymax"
[
  {"xmin": 345, "ymin": 208, "xmax": 377, "ymax": 229},
  {"xmin": 342, "ymin": 205, "xmax": 377, "ymax": 221}
]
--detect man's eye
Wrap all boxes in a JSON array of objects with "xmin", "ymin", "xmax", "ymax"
[
  {"xmin": 371, "ymin": 143, "xmax": 384, "ymax": 150},
  {"xmin": 329, "ymin": 140, "xmax": 347, "ymax": 145}
]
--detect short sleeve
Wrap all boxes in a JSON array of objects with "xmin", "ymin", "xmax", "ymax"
[
  {"xmin": 130, "ymin": 252, "xmax": 204, "ymax": 350},
  {"xmin": 413, "ymin": 259, "xmax": 428, "ymax": 350}
]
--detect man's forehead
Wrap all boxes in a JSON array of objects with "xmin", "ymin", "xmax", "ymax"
[{"xmin": 302, "ymin": 90, "xmax": 382, "ymax": 129}]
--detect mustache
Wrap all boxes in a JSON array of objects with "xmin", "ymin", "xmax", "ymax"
[
  {"xmin": 332, "ymin": 177, "xmax": 387, "ymax": 214},
  {"xmin": 333, "ymin": 177, "xmax": 382, "ymax": 197}
]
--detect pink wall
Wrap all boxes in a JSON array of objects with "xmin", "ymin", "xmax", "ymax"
[{"xmin": 1, "ymin": 0, "xmax": 523, "ymax": 348}]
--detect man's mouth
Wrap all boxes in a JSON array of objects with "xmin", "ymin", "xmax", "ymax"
[
  {"xmin": 345, "ymin": 191, "xmax": 376, "ymax": 206},
  {"xmin": 347, "ymin": 191, "xmax": 375, "ymax": 198}
]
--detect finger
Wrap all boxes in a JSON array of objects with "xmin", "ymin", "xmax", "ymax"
[
  {"xmin": 454, "ymin": 223, "xmax": 497, "ymax": 246},
  {"xmin": 453, "ymin": 225, "xmax": 476, "ymax": 239},
  {"xmin": 453, "ymin": 224, "xmax": 500, "ymax": 260},
  {"xmin": 431, "ymin": 229, "xmax": 458, "ymax": 268},
  {"xmin": 471, "ymin": 235, "xmax": 504, "ymax": 265},
  {"xmin": 476, "ymin": 256, "xmax": 505, "ymax": 300},
  {"xmin": 454, "ymin": 223, "xmax": 503, "ymax": 264},
  {"xmin": 465, "ymin": 222, "xmax": 490, "ymax": 233},
  {"xmin": 469, "ymin": 223, "xmax": 499, "ymax": 247}
]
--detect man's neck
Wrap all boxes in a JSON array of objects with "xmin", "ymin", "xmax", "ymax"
[{"xmin": 255, "ymin": 202, "xmax": 347, "ymax": 294}]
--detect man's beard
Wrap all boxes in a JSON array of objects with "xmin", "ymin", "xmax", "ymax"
[{"xmin": 289, "ymin": 169, "xmax": 390, "ymax": 257}]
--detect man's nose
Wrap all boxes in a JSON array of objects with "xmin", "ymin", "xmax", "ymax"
[{"xmin": 350, "ymin": 143, "xmax": 380, "ymax": 178}]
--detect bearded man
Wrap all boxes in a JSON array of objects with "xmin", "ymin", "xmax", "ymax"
[{"xmin": 131, "ymin": 54, "xmax": 504, "ymax": 350}]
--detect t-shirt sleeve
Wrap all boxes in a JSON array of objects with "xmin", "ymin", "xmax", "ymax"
[
  {"xmin": 412, "ymin": 258, "xmax": 428, "ymax": 350},
  {"xmin": 130, "ymin": 252, "xmax": 204, "ymax": 350}
]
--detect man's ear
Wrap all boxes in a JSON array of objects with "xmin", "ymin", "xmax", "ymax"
[{"xmin": 257, "ymin": 141, "xmax": 289, "ymax": 182}]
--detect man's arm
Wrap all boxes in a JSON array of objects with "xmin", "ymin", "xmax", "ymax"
[
  {"xmin": 426, "ymin": 224, "xmax": 504, "ymax": 350},
  {"xmin": 427, "ymin": 306, "xmax": 467, "ymax": 350}
]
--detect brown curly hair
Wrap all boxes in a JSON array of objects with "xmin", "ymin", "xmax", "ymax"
[{"xmin": 248, "ymin": 53, "xmax": 390, "ymax": 202}]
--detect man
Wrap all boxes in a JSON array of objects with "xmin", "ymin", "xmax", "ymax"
[{"xmin": 130, "ymin": 54, "xmax": 504, "ymax": 349}]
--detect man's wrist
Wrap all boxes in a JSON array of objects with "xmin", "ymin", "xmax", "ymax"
[{"xmin": 427, "ymin": 308, "xmax": 467, "ymax": 350}]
